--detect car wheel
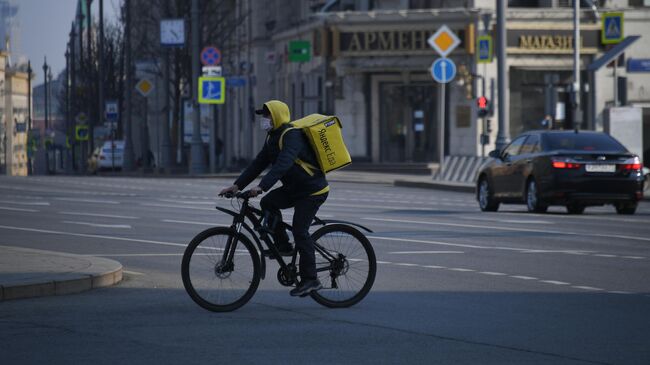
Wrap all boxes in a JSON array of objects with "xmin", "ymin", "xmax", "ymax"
[
  {"xmin": 615, "ymin": 202, "xmax": 637, "ymax": 215},
  {"xmin": 566, "ymin": 204, "xmax": 585, "ymax": 214},
  {"xmin": 526, "ymin": 179, "xmax": 548, "ymax": 213},
  {"xmin": 478, "ymin": 178, "xmax": 499, "ymax": 212}
]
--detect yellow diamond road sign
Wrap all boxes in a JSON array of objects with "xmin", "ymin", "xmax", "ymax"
[
  {"xmin": 136, "ymin": 78, "xmax": 154, "ymax": 97},
  {"xmin": 428, "ymin": 25, "xmax": 461, "ymax": 57}
]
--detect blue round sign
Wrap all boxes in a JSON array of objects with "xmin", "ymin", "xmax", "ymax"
[
  {"xmin": 201, "ymin": 46, "xmax": 221, "ymax": 66},
  {"xmin": 431, "ymin": 58, "xmax": 456, "ymax": 84}
]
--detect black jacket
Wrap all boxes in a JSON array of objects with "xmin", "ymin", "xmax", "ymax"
[{"xmin": 234, "ymin": 124, "xmax": 328, "ymax": 199}]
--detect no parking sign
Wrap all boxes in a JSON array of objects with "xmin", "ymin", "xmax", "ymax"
[{"xmin": 201, "ymin": 46, "xmax": 221, "ymax": 66}]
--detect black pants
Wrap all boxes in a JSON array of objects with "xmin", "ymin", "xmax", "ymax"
[{"xmin": 260, "ymin": 187, "xmax": 328, "ymax": 280}]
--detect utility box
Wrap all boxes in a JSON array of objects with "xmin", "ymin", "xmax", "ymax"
[{"xmin": 604, "ymin": 106, "xmax": 644, "ymax": 162}]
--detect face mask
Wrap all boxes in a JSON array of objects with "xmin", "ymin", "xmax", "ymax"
[{"xmin": 260, "ymin": 117, "xmax": 273, "ymax": 131}]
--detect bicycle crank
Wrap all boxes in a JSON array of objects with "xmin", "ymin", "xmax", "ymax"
[{"xmin": 277, "ymin": 264, "xmax": 297, "ymax": 287}]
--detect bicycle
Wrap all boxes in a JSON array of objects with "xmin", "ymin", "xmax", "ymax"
[{"xmin": 181, "ymin": 190, "xmax": 377, "ymax": 312}]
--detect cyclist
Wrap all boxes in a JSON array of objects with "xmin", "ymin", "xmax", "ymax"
[{"xmin": 219, "ymin": 100, "xmax": 329, "ymax": 297}]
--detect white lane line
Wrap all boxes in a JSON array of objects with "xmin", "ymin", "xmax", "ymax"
[
  {"xmin": 55, "ymin": 197, "xmax": 120, "ymax": 204},
  {"xmin": 0, "ymin": 200, "xmax": 50, "ymax": 206},
  {"xmin": 141, "ymin": 203, "xmax": 213, "ymax": 211},
  {"xmin": 367, "ymin": 235, "xmax": 538, "ymax": 253},
  {"xmin": 572, "ymin": 286, "xmax": 604, "ymax": 291},
  {"xmin": 394, "ymin": 263, "xmax": 418, "ymax": 267},
  {"xmin": 478, "ymin": 271, "xmax": 507, "ymax": 276},
  {"xmin": 448, "ymin": 268, "xmax": 475, "ymax": 272},
  {"xmin": 540, "ymin": 280, "xmax": 570, "ymax": 285},
  {"xmin": 90, "ymin": 254, "xmax": 183, "ymax": 257},
  {"xmin": 376, "ymin": 261, "xmax": 393, "ymax": 264},
  {"xmin": 162, "ymin": 219, "xmax": 222, "ymax": 226},
  {"xmin": 424, "ymin": 265, "xmax": 447, "ymax": 269},
  {"xmin": 157, "ymin": 199, "xmax": 215, "ymax": 205},
  {"xmin": 510, "ymin": 275, "xmax": 538, "ymax": 280},
  {"xmin": 388, "ymin": 250, "xmax": 464, "ymax": 254},
  {"xmin": 364, "ymin": 217, "xmax": 650, "ymax": 243},
  {"xmin": 63, "ymin": 221, "xmax": 132, "ymax": 229},
  {"xmin": 0, "ymin": 224, "xmax": 186, "ymax": 248},
  {"xmin": 594, "ymin": 254, "xmax": 617, "ymax": 258},
  {"xmin": 500, "ymin": 219, "xmax": 553, "ymax": 224},
  {"xmin": 0, "ymin": 206, "xmax": 39, "ymax": 212},
  {"xmin": 60, "ymin": 211, "xmax": 139, "ymax": 219},
  {"xmin": 621, "ymin": 256, "xmax": 645, "ymax": 260},
  {"xmin": 123, "ymin": 270, "xmax": 145, "ymax": 275}
]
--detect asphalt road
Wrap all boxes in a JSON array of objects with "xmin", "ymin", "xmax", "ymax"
[{"xmin": 0, "ymin": 175, "xmax": 649, "ymax": 365}]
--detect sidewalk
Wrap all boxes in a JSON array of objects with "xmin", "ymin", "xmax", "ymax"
[{"xmin": 0, "ymin": 246, "xmax": 122, "ymax": 302}]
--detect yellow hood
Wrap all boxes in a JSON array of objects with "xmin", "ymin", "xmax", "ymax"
[{"xmin": 264, "ymin": 100, "xmax": 291, "ymax": 130}]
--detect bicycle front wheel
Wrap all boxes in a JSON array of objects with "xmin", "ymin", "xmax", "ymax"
[
  {"xmin": 309, "ymin": 224, "xmax": 376, "ymax": 308},
  {"xmin": 181, "ymin": 227, "xmax": 260, "ymax": 312}
]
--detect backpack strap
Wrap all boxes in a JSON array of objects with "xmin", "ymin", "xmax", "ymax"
[{"xmin": 279, "ymin": 127, "xmax": 318, "ymax": 176}]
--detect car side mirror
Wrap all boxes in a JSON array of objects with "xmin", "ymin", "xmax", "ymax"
[{"xmin": 488, "ymin": 149, "xmax": 500, "ymax": 159}]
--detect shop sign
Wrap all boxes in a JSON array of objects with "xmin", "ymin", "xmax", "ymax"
[
  {"xmin": 507, "ymin": 27, "xmax": 602, "ymax": 54},
  {"xmin": 627, "ymin": 59, "xmax": 650, "ymax": 73},
  {"xmin": 336, "ymin": 28, "xmax": 462, "ymax": 56}
]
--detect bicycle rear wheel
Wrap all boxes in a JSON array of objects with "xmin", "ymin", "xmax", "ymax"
[
  {"xmin": 309, "ymin": 224, "xmax": 376, "ymax": 308},
  {"xmin": 181, "ymin": 227, "xmax": 260, "ymax": 312}
]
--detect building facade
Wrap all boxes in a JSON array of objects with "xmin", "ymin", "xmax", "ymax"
[
  {"xmin": 218, "ymin": 0, "xmax": 650, "ymax": 168},
  {"xmin": 0, "ymin": 51, "xmax": 30, "ymax": 176}
]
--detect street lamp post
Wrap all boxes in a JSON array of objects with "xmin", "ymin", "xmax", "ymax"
[
  {"xmin": 43, "ymin": 57, "xmax": 50, "ymax": 174},
  {"xmin": 495, "ymin": 0, "xmax": 510, "ymax": 151},
  {"xmin": 27, "ymin": 61, "xmax": 32, "ymax": 175},
  {"xmin": 190, "ymin": 0, "xmax": 206, "ymax": 174}
]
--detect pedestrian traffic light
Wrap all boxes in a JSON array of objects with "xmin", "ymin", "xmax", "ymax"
[{"xmin": 477, "ymin": 96, "xmax": 489, "ymax": 118}]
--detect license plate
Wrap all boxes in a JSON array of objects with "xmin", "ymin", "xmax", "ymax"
[{"xmin": 585, "ymin": 164, "xmax": 615, "ymax": 173}]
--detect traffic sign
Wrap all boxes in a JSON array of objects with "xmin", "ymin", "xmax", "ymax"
[
  {"xmin": 627, "ymin": 58, "xmax": 650, "ymax": 73},
  {"xmin": 75, "ymin": 125, "xmax": 89, "ymax": 141},
  {"xmin": 198, "ymin": 76, "xmax": 225, "ymax": 104},
  {"xmin": 160, "ymin": 19, "xmax": 185, "ymax": 47},
  {"xmin": 135, "ymin": 78, "xmax": 154, "ymax": 97},
  {"xmin": 289, "ymin": 40, "xmax": 311, "ymax": 62},
  {"xmin": 476, "ymin": 35, "xmax": 493, "ymax": 63},
  {"xmin": 76, "ymin": 112, "xmax": 88, "ymax": 124},
  {"xmin": 431, "ymin": 58, "xmax": 456, "ymax": 84},
  {"xmin": 201, "ymin": 46, "xmax": 221, "ymax": 66},
  {"xmin": 226, "ymin": 77, "xmax": 247, "ymax": 88},
  {"xmin": 602, "ymin": 12, "xmax": 624, "ymax": 44},
  {"xmin": 428, "ymin": 25, "xmax": 461, "ymax": 57},
  {"xmin": 105, "ymin": 100, "xmax": 118, "ymax": 120}
]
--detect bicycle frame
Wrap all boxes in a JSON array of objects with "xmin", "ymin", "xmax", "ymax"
[{"xmin": 216, "ymin": 194, "xmax": 374, "ymax": 282}]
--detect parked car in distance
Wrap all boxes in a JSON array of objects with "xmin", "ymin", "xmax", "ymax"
[
  {"xmin": 476, "ymin": 130, "xmax": 644, "ymax": 215},
  {"xmin": 98, "ymin": 140, "xmax": 125, "ymax": 170}
]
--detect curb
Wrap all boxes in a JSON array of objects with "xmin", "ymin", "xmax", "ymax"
[{"xmin": 0, "ymin": 247, "xmax": 123, "ymax": 302}]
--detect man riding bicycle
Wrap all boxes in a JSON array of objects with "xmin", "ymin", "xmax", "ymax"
[{"xmin": 219, "ymin": 100, "xmax": 329, "ymax": 297}]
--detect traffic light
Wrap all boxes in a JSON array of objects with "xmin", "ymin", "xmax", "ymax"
[{"xmin": 477, "ymin": 96, "xmax": 489, "ymax": 118}]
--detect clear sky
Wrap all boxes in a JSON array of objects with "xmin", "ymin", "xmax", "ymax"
[{"xmin": 14, "ymin": 0, "xmax": 120, "ymax": 81}]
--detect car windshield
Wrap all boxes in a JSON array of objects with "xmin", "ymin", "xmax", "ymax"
[{"xmin": 543, "ymin": 133, "xmax": 626, "ymax": 152}]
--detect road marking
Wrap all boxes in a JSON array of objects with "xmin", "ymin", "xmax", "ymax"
[
  {"xmin": 157, "ymin": 199, "xmax": 215, "ymax": 205},
  {"xmin": 92, "ymin": 254, "xmax": 183, "ymax": 257},
  {"xmin": 424, "ymin": 265, "xmax": 447, "ymax": 269},
  {"xmin": 594, "ymin": 254, "xmax": 617, "ymax": 258},
  {"xmin": 123, "ymin": 270, "xmax": 145, "ymax": 275},
  {"xmin": 0, "ymin": 206, "xmax": 39, "ymax": 212},
  {"xmin": 448, "ymin": 268, "xmax": 475, "ymax": 272},
  {"xmin": 55, "ymin": 197, "xmax": 120, "ymax": 204},
  {"xmin": 141, "ymin": 203, "xmax": 213, "ymax": 211},
  {"xmin": 388, "ymin": 250, "xmax": 464, "ymax": 254},
  {"xmin": 376, "ymin": 261, "xmax": 393, "ymax": 264},
  {"xmin": 364, "ymin": 217, "xmax": 650, "ymax": 243},
  {"xmin": 621, "ymin": 256, "xmax": 645, "ymax": 260},
  {"xmin": 162, "ymin": 219, "xmax": 217, "ymax": 226},
  {"xmin": 510, "ymin": 275, "xmax": 537, "ymax": 280},
  {"xmin": 394, "ymin": 263, "xmax": 418, "ymax": 267},
  {"xmin": 572, "ymin": 286, "xmax": 603, "ymax": 291},
  {"xmin": 479, "ymin": 271, "xmax": 507, "ymax": 276},
  {"xmin": 63, "ymin": 221, "xmax": 132, "ymax": 229},
  {"xmin": 608, "ymin": 291, "xmax": 633, "ymax": 295},
  {"xmin": 0, "ymin": 200, "xmax": 50, "ymax": 206},
  {"xmin": 60, "ymin": 211, "xmax": 139, "ymax": 219},
  {"xmin": 0, "ymin": 224, "xmax": 186, "ymax": 248},
  {"xmin": 500, "ymin": 219, "xmax": 552, "ymax": 224},
  {"xmin": 540, "ymin": 280, "xmax": 570, "ymax": 285}
]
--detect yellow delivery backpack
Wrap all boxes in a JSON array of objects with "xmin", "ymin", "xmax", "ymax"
[{"xmin": 279, "ymin": 114, "xmax": 352, "ymax": 174}]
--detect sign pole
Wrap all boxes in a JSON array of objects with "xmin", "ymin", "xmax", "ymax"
[
  {"xmin": 439, "ymin": 82, "xmax": 445, "ymax": 177},
  {"xmin": 190, "ymin": 0, "xmax": 205, "ymax": 174}
]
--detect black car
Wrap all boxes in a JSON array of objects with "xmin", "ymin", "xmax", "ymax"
[{"xmin": 476, "ymin": 130, "xmax": 644, "ymax": 214}]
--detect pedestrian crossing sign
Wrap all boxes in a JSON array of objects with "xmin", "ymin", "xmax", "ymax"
[
  {"xmin": 476, "ymin": 35, "xmax": 493, "ymax": 63},
  {"xmin": 198, "ymin": 76, "xmax": 225, "ymax": 104},
  {"xmin": 601, "ymin": 12, "xmax": 624, "ymax": 44}
]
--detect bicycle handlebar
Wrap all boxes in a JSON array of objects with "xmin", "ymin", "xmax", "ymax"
[{"xmin": 219, "ymin": 190, "xmax": 256, "ymax": 200}]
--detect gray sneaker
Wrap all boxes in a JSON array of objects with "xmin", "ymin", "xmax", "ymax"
[{"xmin": 289, "ymin": 279, "xmax": 322, "ymax": 297}]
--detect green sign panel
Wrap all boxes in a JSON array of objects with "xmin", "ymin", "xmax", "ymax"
[{"xmin": 289, "ymin": 40, "xmax": 311, "ymax": 62}]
